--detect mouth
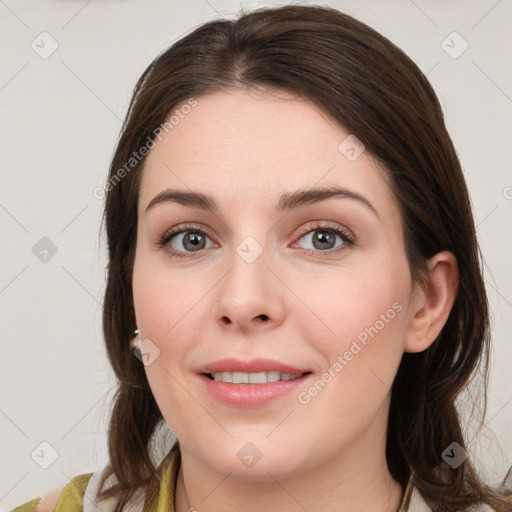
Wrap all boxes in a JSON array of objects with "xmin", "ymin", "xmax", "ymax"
[
  {"xmin": 199, "ymin": 370, "xmax": 314, "ymax": 408},
  {"xmin": 202, "ymin": 370, "xmax": 312, "ymax": 384}
]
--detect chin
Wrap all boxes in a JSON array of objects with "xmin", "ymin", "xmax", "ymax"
[{"xmin": 199, "ymin": 438, "xmax": 306, "ymax": 481}]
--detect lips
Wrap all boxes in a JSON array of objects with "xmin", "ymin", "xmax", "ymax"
[
  {"xmin": 196, "ymin": 357, "xmax": 311, "ymax": 375},
  {"xmin": 198, "ymin": 369, "xmax": 314, "ymax": 407}
]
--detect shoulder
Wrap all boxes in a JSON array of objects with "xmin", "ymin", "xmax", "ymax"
[
  {"xmin": 35, "ymin": 487, "xmax": 63, "ymax": 512},
  {"xmin": 9, "ymin": 473, "xmax": 93, "ymax": 512}
]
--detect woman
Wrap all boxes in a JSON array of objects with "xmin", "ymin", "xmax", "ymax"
[{"xmin": 12, "ymin": 4, "xmax": 512, "ymax": 512}]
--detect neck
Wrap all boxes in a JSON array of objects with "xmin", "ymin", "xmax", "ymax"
[{"xmin": 174, "ymin": 405, "xmax": 404, "ymax": 512}]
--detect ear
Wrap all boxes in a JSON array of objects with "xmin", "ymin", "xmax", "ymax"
[{"xmin": 404, "ymin": 251, "xmax": 459, "ymax": 353}]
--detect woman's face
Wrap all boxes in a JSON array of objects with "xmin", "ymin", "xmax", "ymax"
[{"xmin": 132, "ymin": 87, "xmax": 418, "ymax": 480}]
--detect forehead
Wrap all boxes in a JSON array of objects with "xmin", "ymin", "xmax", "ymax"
[{"xmin": 138, "ymin": 87, "xmax": 396, "ymax": 216}]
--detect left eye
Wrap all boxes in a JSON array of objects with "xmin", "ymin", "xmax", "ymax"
[{"xmin": 296, "ymin": 228, "xmax": 347, "ymax": 252}]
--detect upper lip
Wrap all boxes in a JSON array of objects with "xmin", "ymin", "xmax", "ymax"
[{"xmin": 197, "ymin": 357, "xmax": 311, "ymax": 375}]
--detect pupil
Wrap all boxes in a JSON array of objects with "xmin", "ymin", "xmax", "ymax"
[
  {"xmin": 185, "ymin": 232, "xmax": 204, "ymax": 250},
  {"xmin": 314, "ymin": 231, "xmax": 334, "ymax": 250}
]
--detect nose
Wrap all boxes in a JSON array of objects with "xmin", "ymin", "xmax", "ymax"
[{"xmin": 211, "ymin": 242, "xmax": 286, "ymax": 334}]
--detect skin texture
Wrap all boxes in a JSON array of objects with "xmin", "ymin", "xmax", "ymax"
[
  {"xmin": 132, "ymin": 87, "xmax": 458, "ymax": 512},
  {"xmin": 35, "ymin": 487, "xmax": 62, "ymax": 512}
]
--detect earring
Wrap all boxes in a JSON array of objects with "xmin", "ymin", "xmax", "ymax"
[{"xmin": 130, "ymin": 328, "xmax": 140, "ymax": 349}]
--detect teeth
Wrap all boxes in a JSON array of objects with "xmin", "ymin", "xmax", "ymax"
[{"xmin": 211, "ymin": 371, "xmax": 304, "ymax": 383}]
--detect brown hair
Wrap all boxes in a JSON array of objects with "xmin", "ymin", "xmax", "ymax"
[{"xmin": 97, "ymin": 5, "xmax": 512, "ymax": 511}]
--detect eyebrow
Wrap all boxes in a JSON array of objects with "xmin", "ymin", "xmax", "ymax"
[{"xmin": 144, "ymin": 185, "xmax": 379, "ymax": 218}]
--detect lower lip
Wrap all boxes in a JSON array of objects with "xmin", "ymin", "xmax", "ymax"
[{"xmin": 198, "ymin": 373, "xmax": 312, "ymax": 408}]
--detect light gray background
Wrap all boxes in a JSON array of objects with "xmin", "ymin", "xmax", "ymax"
[{"xmin": 1, "ymin": 0, "xmax": 511, "ymax": 508}]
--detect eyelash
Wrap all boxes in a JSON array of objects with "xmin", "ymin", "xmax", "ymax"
[{"xmin": 153, "ymin": 221, "xmax": 355, "ymax": 258}]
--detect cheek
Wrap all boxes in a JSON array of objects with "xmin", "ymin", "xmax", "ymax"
[
  {"xmin": 292, "ymin": 274, "xmax": 407, "ymax": 436},
  {"xmin": 132, "ymin": 258, "xmax": 204, "ymax": 436},
  {"xmin": 302, "ymin": 271, "xmax": 406, "ymax": 339},
  {"xmin": 132, "ymin": 255, "xmax": 214, "ymax": 427},
  {"xmin": 291, "ymin": 264, "xmax": 409, "ymax": 391},
  {"xmin": 132, "ymin": 251, "xmax": 210, "ymax": 345}
]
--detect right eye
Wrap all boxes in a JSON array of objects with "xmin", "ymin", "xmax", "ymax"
[{"xmin": 154, "ymin": 223, "xmax": 217, "ymax": 258}]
